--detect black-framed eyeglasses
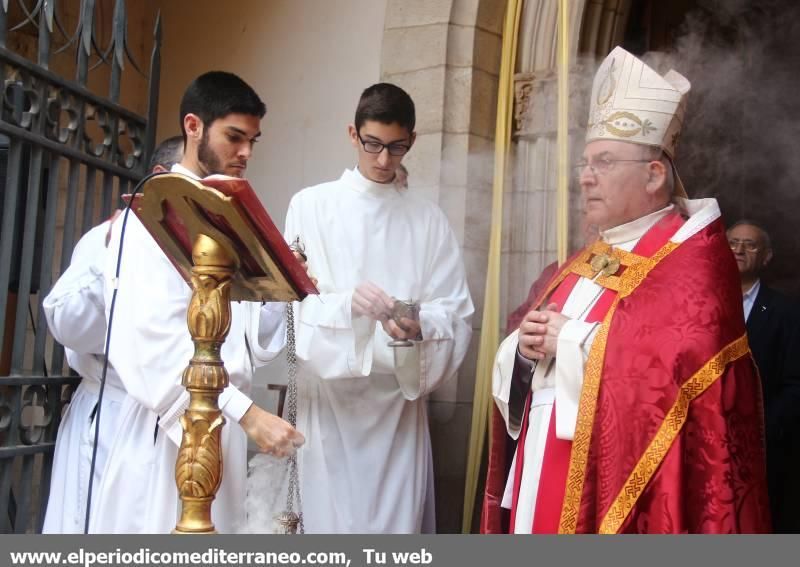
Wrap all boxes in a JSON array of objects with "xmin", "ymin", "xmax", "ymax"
[
  {"xmin": 572, "ymin": 158, "xmax": 652, "ymax": 179},
  {"xmin": 357, "ymin": 133, "xmax": 411, "ymax": 156},
  {"xmin": 728, "ymin": 239, "xmax": 760, "ymax": 253}
]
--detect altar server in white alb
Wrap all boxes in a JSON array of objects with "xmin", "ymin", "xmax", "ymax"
[
  {"xmin": 41, "ymin": 137, "xmax": 183, "ymax": 533},
  {"xmin": 285, "ymin": 83, "xmax": 474, "ymax": 533},
  {"xmin": 91, "ymin": 71, "xmax": 304, "ymax": 533},
  {"xmin": 41, "ymin": 218, "xmax": 124, "ymax": 534}
]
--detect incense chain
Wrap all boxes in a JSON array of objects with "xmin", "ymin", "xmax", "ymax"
[{"xmin": 285, "ymin": 302, "xmax": 303, "ymax": 533}]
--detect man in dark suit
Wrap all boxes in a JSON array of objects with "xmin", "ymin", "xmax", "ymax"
[{"xmin": 728, "ymin": 219, "xmax": 800, "ymax": 532}]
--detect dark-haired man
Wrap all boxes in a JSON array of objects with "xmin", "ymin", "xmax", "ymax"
[
  {"xmin": 42, "ymin": 136, "xmax": 184, "ymax": 533},
  {"xmin": 94, "ymin": 71, "xmax": 304, "ymax": 533},
  {"xmin": 283, "ymin": 83, "xmax": 474, "ymax": 533},
  {"xmin": 148, "ymin": 134, "xmax": 183, "ymax": 173},
  {"xmin": 175, "ymin": 70, "xmax": 262, "ymax": 179},
  {"xmin": 727, "ymin": 219, "xmax": 800, "ymax": 532}
]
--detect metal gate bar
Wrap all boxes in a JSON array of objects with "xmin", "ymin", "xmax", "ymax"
[{"xmin": 0, "ymin": 0, "xmax": 161, "ymax": 533}]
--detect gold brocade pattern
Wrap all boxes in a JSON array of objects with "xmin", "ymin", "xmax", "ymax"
[
  {"xmin": 588, "ymin": 241, "xmax": 645, "ymax": 267},
  {"xmin": 598, "ymin": 334, "xmax": 751, "ymax": 534},
  {"xmin": 617, "ymin": 243, "xmax": 678, "ymax": 298},
  {"xmin": 535, "ymin": 241, "xmax": 649, "ymax": 308},
  {"xmin": 558, "ymin": 239, "xmax": 680, "ymax": 534},
  {"xmin": 570, "ymin": 264, "xmax": 622, "ymax": 292},
  {"xmin": 558, "ymin": 295, "xmax": 620, "ymax": 533},
  {"xmin": 566, "ymin": 242, "xmax": 649, "ymax": 293},
  {"xmin": 533, "ymin": 248, "xmax": 593, "ymax": 309}
]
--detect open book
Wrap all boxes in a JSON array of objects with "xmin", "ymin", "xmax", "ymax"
[{"xmin": 125, "ymin": 173, "xmax": 318, "ymax": 302}]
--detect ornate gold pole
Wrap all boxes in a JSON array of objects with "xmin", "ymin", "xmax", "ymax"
[{"xmin": 173, "ymin": 233, "xmax": 236, "ymax": 534}]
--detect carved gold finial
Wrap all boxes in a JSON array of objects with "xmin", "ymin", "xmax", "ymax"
[{"xmin": 192, "ymin": 233, "xmax": 236, "ymax": 268}]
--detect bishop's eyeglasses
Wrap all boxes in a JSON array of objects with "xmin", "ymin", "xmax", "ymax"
[
  {"xmin": 572, "ymin": 157, "xmax": 652, "ymax": 180},
  {"xmin": 357, "ymin": 133, "xmax": 411, "ymax": 156}
]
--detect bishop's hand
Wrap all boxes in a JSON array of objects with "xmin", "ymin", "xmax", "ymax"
[{"xmin": 518, "ymin": 302, "xmax": 569, "ymax": 360}]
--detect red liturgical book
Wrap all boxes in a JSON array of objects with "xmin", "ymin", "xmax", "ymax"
[{"xmin": 124, "ymin": 173, "xmax": 318, "ymax": 303}]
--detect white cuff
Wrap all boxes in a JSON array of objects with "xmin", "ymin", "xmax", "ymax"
[
  {"xmin": 221, "ymin": 385, "xmax": 254, "ymax": 423},
  {"xmin": 159, "ymin": 384, "xmax": 254, "ymax": 447},
  {"xmin": 491, "ymin": 331, "xmax": 522, "ymax": 438},
  {"xmin": 160, "ymin": 391, "xmax": 189, "ymax": 447}
]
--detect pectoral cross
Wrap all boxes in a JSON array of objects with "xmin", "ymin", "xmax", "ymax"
[{"xmin": 590, "ymin": 253, "xmax": 621, "ymax": 277}]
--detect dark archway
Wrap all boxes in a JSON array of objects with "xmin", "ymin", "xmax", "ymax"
[{"xmin": 611, "ymin": 0, "xmax": 800, "ymax": 296}]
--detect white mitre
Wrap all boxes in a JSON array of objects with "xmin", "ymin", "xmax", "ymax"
[{"xmin": 586, "ymin": 46, "xmax": 691, "ymax": 196}]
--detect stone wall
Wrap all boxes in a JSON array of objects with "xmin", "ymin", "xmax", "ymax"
[{"xmin": 380, "ymin": 0, "xmax": 506, "ymax": 532}]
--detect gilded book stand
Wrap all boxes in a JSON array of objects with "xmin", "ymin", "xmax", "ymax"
[{"xmin": 127, "ymin": 173, "xmax": 317, "ymax": 534}]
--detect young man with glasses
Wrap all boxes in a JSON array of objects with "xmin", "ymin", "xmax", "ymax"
[
  {"xmin": 727, "ymin": 219, "xmax": 800, "ymax": 533},
  {"xmin": 483, "ymin": 47, "xmax": 770, "ymax": 534},
  {"xmin": 283, "ymin": 83, "xmax": 474, "ymax": 533}
]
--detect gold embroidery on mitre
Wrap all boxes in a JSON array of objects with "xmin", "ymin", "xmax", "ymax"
[
  {"xmin": 558, "ymin": 239, "xmax": 681, "ymax": 534},
  {"xmin": 587, "ymin": 59, "xmax": 619, "ymax": 136},
  {"xmin": 602, "ymin": 111, "xmax": 657, "ymax": 139},
  {"xmin": 598, "ymin": 334, "xmax": 751, "ymax": 534},
  {"xmin": 596, "ymin": 58, "xmax": 617, "ymax": 106}
]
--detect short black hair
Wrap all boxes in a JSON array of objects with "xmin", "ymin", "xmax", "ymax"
[
  {"xmin": 148, "ymin": 135, "xmax": 183, "ymax": 171},
  {"xmin": 354, "ymin": 83, "xmax": 415, "ymax": 133},
  {"xmin": 179, "ymin": 71, "xmax": 266, "ymax": 144}
]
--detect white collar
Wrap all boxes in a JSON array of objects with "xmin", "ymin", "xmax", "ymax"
[
  {"xmin": 670, "ymin": 197, "xmax": 721, "ymax": 244},
  {"xmin": 341, "ymin": 167, "xmax": 401, "ymax": 198},
  {"xmin": 601, "ymin": 204, "xmax": 674, "ymax": 246},
  {"xmin": 171, "ymin": 163, "xmax": 201, "ymax": 180}
]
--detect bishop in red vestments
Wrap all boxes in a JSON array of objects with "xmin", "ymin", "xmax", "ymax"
[{"xmin": 481, "ymin": 46, "xmax": 771, "ymax": 534}]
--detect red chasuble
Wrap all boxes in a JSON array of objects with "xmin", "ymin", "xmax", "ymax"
[{"xmin": 481, "ymin": 213, "xmax": 771, "ymax": 533}]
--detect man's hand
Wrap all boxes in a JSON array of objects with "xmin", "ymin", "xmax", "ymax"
[
  {"xmin": 239, "ymin": 404, "xmax": 305, "ymax": 458},
  {"xmin": 292, "ymin": 250, "xmax": 318, "ymax": 287},
  {"xmin": 352, "ymin": 281, "xmax": 393, "ymax": 320},
  {"xmin": 518, "ymin": 303, "xmax": 569, "ymax": 360},
  {"xmin": 381, "ymin": 316, "xmax": 422, "ymax": 341}
]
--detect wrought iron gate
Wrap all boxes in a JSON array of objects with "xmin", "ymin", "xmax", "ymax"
[{"xmin": 0, "ymin": 0, "xmax": 160, "ymax": 533}]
